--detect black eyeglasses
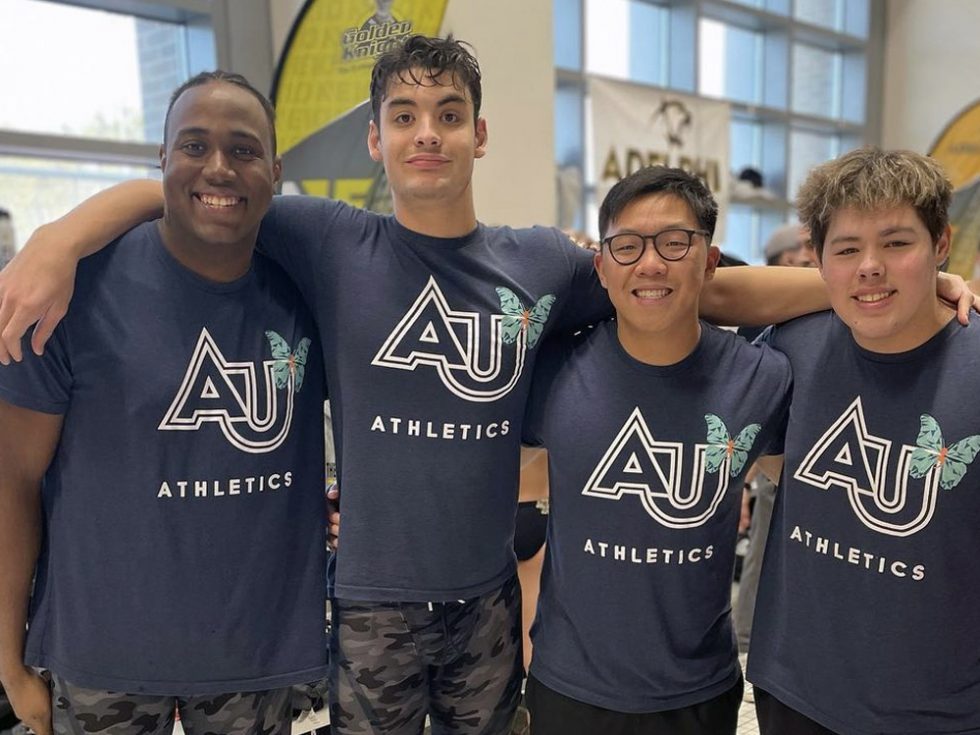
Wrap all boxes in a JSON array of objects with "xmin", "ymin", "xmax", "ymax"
[{"xmin": 601, "ymin": 228, "xmax": 710, "ymax": 265}]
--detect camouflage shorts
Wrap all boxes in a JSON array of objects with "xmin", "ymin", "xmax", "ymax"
[
  {"xmin": 330, "ymin": 575, "xmax": 523, "ymax": 735},
  {"xmin": 48, "ymin": 672, "xmax": 293, "ymax": 735}
]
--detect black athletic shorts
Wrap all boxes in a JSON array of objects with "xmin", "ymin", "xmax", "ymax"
[
  {"xmin": 525, "ymin": 672, "xmax": 743, "ymax": 735},
  {"xmin": 514, "ymin": 501, "xmax": 548, "ymax": 561},
  {"xmin": 754, "ymin": 687, "xmax": 840, "ymax": 735}
]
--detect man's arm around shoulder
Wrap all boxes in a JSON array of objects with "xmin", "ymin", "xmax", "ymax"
[
  {"xmin": 0, "ymin": 179, "xmax": 163, "ymax": 364},
  {"xmin": 700, "ymin": 266, "xmax": 828, "ymax": 327},
  {"xmin": 0, "ymin": 399, "xmax": 64, "ymax": 735}
]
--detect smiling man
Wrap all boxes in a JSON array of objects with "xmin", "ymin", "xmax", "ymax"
[
  {"xmin": 747, "ymin": 148, "xmax": 980, "ymax": 734},
  {"xmin": 521, "ymin": 167, "xmax": 790, "ymax": 734},
  {"xmin": 0, "ymin": 72, "xmax": 327, "ymax": 735}
]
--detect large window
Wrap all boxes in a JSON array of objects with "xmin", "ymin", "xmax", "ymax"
[
  {"xmin": 0, "ymin": 0, "xmax": 220, "ymax": 250},
  {"xmin": 554, "ymin": 0, "xmax": 877, "ymax": 262}
]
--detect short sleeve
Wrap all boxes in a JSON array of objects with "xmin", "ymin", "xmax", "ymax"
[
  {"xmin": 549, "ymin": 230, "xmax": 614, "ymax": 333},
  {"xmin": 258, "ymin": 195, "xmax": 344, "ymax": 308},
  {"xmin": 522, "ymin": 335, "xmax": 571, "ymax": 447},
  {"xmin": 756, "ymin": 329, "xmax": 790, "ymax": 456},
  {"xmin": 0, "ymin": 325, "xmax": 72, "ymax": 415}
]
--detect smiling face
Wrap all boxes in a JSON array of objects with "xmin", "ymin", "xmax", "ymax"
[
  {"xmin": 818, "ymin": 205, "xmax": 952, "ymax": 353},
  {"xmin": 367, "ymin": 70, "xmax": 487, "ymax": 234},
  {"xmin": 159, "ymin": 81, "xmax": 280, "ymax": 274},
  {"xmin": 595, "ymin": 193, "xmax": 720, "ymax": 364}
]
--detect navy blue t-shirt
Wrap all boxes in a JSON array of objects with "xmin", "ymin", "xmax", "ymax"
[
  {"xmin": 748, "ymin": 311, "xmax": 980, "ymax": 734},
  {"xmin": 259, "ymin": 196, "xmax": 610, "ymax": 601},
  {"xmin": 0, "ymin": 222, "xmax": 328, "ymax": 695},
  {"xmin": 523, "ymin": 320, "xmax": 791, "ymax": 712}
]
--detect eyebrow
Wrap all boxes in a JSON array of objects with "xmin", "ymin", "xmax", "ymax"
[
  {"xmin": 828, "ymin": 226, "xmax": 918, "ymax": 245},
  {"xmin": 385, "ymin": 93, "xmax": 468, "ymax": 108},
  {"xmin": 174, "ymin": 127, "xmax": 263, "ymax": 142},
  {"xmin": 878, "ymin": 226, "xmax": 917, "ymax": 237},
  {"xmin": 612, "ymin": 223, "xmax": 696, "ymax": 234}
]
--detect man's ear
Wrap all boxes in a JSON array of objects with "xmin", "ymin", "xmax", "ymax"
[
  {"xmin": 273, "ymin": 156, "xmax": 283, "ymax": 187},
  {"xmin": 703, "ymin": 245, "xmax": 721, "ymax": 280},
  {"xmin": 814, "ymin": 243, "xmax": 827, "ymax": 281},
  {"xmin": 368, "ymin": 120, "xmax": 382, "ymax": 163},
  {"xmin": 474, "ymin": 118, "xmax": 488, "ymax": 159},
  {"xmin": 935, "ymin": 224, "xmax": 952, "ymax": 267},
  {"xmin": 594, "ymin": 250, "xmax": 609, "ymax": 289},
  {"xmin": 158, "ymin": 143, "xmax": 167, "ymax": 173}
]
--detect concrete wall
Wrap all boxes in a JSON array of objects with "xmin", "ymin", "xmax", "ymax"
[
  {"xmin": 881, "ymin": 0, "xmax": 980, "ymax": 152},
  {"xmin": 268, "ymin": 0, "xmax": 556, "ymax": 227}
]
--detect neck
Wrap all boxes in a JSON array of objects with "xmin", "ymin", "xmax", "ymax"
[
  {"xmin": 853, "ymin": 298, "xmax": 956, "ymax": 354},
  {"xmin": 391, "ymin": 190, "xmax": 478, "ymax": 239},
  {"xmin": 156, "ymin": 220, "xmax": 254, "ymax": 283},
  {"xmin": 617, "ymin": 318, "xmax": 702, "ymax": 366}
]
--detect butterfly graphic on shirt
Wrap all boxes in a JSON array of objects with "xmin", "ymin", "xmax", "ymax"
[
  {"xmin": 908, "ymin": 414, "xmax": 980, "ymax": 491},
  {"xmin": 495, "ymin": 287, "xmax": 556, "ymax": 349},
  {"xmin": 265, "ymin": 330, "xmax": 312, "ymax": 392},
  {"xmin": 704, "ymin": 414, "xmax": 761, "ymax": 477}
]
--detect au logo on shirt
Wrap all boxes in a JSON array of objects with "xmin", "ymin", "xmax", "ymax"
[
  {"xmin": 371, "ymin": 277, "xmax": 555, "ymax": 402},
  {"xmin": 159, "ymin": 328, "xmax": 311, "ymax": 453},
  {"xmin": 582, "ymin": 408, "xmax": 757, "ymax": 528},
  {"xmin": 793, "ymin": 397, "xmax": 980, "ymax": 537}
]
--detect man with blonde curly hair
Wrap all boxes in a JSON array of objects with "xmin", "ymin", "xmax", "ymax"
[{"xmin": 747, "ymin": 147, "xmax": 980, "ymax": 734}]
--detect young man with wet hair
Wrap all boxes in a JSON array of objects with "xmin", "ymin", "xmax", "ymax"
[
  {"xmin": 0, "ymin": 71, "xmax": 327, "ymax": 735},
  {"xmin": 0, "ymin": 40, "xmax": 974, "ymax": 734},
  {"xmin": 747, "ymin": 147, "xmax": 980, "ymax": 734},
  {"xmin": 522, "ymin": 166, "xmax": 790, "ymax": 734}
]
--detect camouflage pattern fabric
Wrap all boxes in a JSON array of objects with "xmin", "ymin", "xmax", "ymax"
[
  {"xmin": 49, "ymin": 673, "xmax": 293, "ymax": 735},
  {"xmin": 330, "ymin": 575, "xmax": 523, "ymax": 734}
]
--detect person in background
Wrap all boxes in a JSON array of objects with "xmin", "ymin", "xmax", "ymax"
[
  {"xmin": 764, "ymin": 223, "xmax": 816, "ymax": 268},
  {"xmin": 0, "ymin": 209, "xmax": 15, "ymax": 270}
]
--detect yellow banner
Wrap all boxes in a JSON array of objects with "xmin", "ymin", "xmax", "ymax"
[
  {"xmin": 271, "ymin": 0, "xmax": 449, "ymax": 207},
  {"xmin": 929, "ymin": 100, "xmax": 980, "ymax": 279}
]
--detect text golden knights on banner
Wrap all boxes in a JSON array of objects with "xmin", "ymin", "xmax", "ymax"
[
  {"xmin": 589, "ymin": 77, "xmax": 730, "ymax": 243},
  {"xmin": 271, "ymin": 0, "xmax": 449, "ymax": 211},
  {"xmin": 929, "ymin": 99, "xmax": 980, "ymax": 281}
]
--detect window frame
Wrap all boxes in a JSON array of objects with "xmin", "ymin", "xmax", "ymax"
[{"xmin": 553, "ymin": 0, "xmax": 884, "ymax": 263}]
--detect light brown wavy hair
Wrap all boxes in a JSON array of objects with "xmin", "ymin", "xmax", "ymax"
[{"xmin": 796, "ymin": 147, "xmax": 952, "ymax": 257}]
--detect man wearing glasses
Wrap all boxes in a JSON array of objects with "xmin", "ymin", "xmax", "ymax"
[{"xmin": 522, "ymin": 166, "xmax": 791, "ymax": 735}]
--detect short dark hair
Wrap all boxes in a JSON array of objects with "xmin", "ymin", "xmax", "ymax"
[
  {"xmin": 163, "ymin": 70, "xmax": 278, "ymax": 155},
  {"xmin": 598, "ymin": 166, "xmax": 719, "ymax": 240},
  {"xmin": 370, "ymin": 35, "xmax": 482, "ymax": 125},
  {"xmin": 797, "ymin": 147, "xmax": 952, "ymax": 256}
]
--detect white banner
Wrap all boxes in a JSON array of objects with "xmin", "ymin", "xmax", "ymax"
[{"xmin": 589, "ymin": 78, "xmax": 730, "ymax": 242}]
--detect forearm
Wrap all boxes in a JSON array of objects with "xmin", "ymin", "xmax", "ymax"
[
  {"xmin": 755, "ymin": 454, "xmax": 784, "ymax": 485},
  {"xmin": 0, "ymin": 479, "xmax": 41, "ymax": 685},
  {"xmin": 518, "ymin": 448, "xmax": 549, "ymax": 503},
  {"xmin": 700, "ymin": 266, "xmax": 829, "ymax": 327},
  {"xmin": 43, "ymin": 179, "xmax": 164, "ymax": 258},
  {"xmin": 0, "ymin": 179, "xmax": 164, "ymax": 363}
]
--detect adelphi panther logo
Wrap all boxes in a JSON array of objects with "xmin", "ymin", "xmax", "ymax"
[
  {"xmin": 371, "ymin": 278, "xmax": 555, "ymax": 402},
  {"xmin": 794, "ymin": 397, "xmax": 980, "ymax": 537},
  {"xmin": 158, "ymin": 328, "xmax": 311, "ymax": 453},
  {"xmin": 582, "ymin": 408, "xmax": 760, "ymax": 528}
]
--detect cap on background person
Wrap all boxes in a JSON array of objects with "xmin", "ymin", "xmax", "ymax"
[{"xmin": 764, "ymin": 223, "xmax": 815, "ymax": 267}]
